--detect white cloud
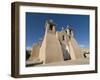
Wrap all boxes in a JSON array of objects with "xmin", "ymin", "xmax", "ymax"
[
  {"xmin": 80, "ymin": 44, "xmax": 86, "ymax": 48},
  {"xmin": 26, "ymin": 47, "xmax": 32, "ymax": 51}
]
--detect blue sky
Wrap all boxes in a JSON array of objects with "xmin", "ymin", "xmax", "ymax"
[{"xmin": 26, "ymin": 12, "xmax": 89, "ymax": 49}]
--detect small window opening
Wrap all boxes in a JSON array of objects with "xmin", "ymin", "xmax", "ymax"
[
  {"xmin": 69, "ymin": 29, "xmax": 71, "ymax": 35},
  {"xmin": 49, "ymin": 24, "xmax": 53, "ymax": 30},
  {"xmin": 65, "ymin": 30, "xmax": 67, "ymax": 34},
  {"xmin": 62, "ymin": 35, "xmax": 65, "ymax": 40}
]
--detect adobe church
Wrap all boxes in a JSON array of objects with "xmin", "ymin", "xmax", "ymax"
[{"xmin": 27, "ymin": 20, "xmax": 89, "ymax": 66}]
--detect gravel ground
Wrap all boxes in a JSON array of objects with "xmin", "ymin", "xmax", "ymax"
[{"xmin": 26, "ymin": 58, "xmax": 89, "ymax": 67}]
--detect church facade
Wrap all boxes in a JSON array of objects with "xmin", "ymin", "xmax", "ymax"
[{"xmin": 27, "ymin": 20, "xmax": 89, "ymax": 65}]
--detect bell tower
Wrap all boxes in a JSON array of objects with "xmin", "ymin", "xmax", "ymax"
[
  {"xmin": 39, "ymin": 20, "xmax": 64, "ymax": 64},
  {"xmin": 45, "ymin": 20, "xmax": 56, "ymax": 34},
  {"xmin": 65, "ymin": 25, "xmax": 74, "ymax": 39},
  {"xmin": 65, "ymin": 26, "xmax": 83, "ymax": 60}
]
